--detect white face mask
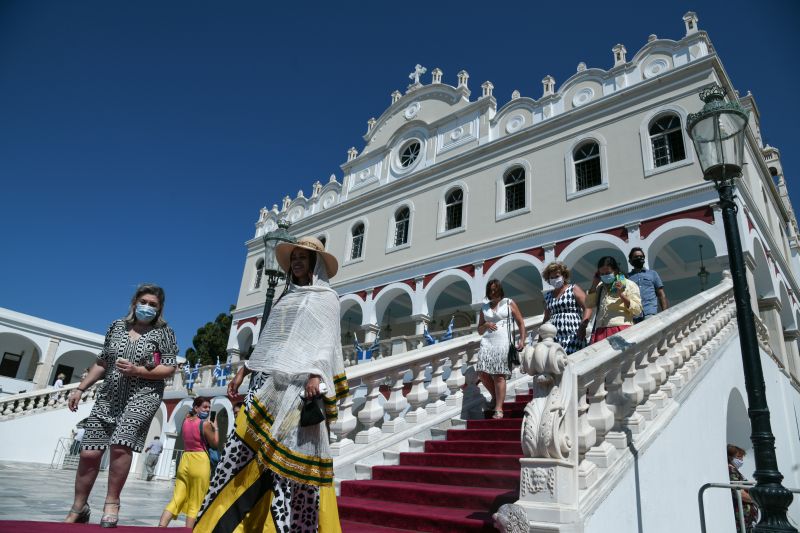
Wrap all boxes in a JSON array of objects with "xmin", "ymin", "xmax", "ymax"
[
  {"xmin": 732, "ymin": 457, "xmax": 744, "ymax": 469},
  {"xmin": 549, "ymin": 277, "xmax": 565, "ymax": 289}
]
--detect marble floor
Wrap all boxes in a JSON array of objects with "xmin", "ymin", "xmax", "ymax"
[{"xmin": 0, "ymin": 461, "xmax": 187, "ymax": 528}]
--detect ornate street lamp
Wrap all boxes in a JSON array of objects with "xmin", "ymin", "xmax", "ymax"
[
  {"xmin": 687, "ymin": 84, "xmax": 796, "ymax": 532},
  {"xmin": 259, "ymin": 220, "xmax": 296, "ymax": 334},
  {"xmin": 697, "ymin": 243, "xmax": 710, "ymax": 291}
]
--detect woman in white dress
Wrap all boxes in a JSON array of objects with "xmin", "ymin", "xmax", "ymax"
[{"xmin": 476, "ymin": 279, "xmax": 526, "ymax": 419}]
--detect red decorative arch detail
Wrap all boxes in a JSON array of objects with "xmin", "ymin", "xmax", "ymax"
[
  {"xmin": 372, "ymin": 285, "xmax": 385, "ymax": 297},
  {"xmin": 459, "ymin": 264, "xmax": 476, "ymax": 277},
  {"xmin": 236, "ymin": 317, "xmax": 258, "ymax": 329},
  {"xmin": 523, "ymin": 247, "xmax": 545, "ymax": 261},
  {"xmin": 402, "ymin": 278, "xmax": 416, "ymax": 290},
  {"xmin": 483, "ymin": 257, "xmax": 500, "ymax": 273},
  {"xmin": 164, "ymin": 398, "xmax": 180, "ymax": 419},
  {"xmin": 638, "ymin": 206, "xmax": 714, "ymax": 239},
  {"xmin": 423, "ymin": 272, "xmax": 438, "ymax": 288},
  {"xmin": 555, "ymin": 237, "xmax": 578, "ymax": 257},
  {"xmin": 355, "ymin": 290, "xmax": 367, "ymax": 301},
  {"xmin": 603, "ymin": 226, "xmax": 629, "ymax": 242}
]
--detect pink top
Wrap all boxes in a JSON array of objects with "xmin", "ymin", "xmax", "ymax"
[{"xmin": 182, "ymin": 417, "xmax": 205, "ymax": 452}]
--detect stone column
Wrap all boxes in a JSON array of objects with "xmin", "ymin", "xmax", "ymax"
[
  {"xmin": 361, "ymin": 323, "xmax": 381, "ymax": 345},
  {"xmin": 226, "ymin": 348, "xmax": 241, "ymax": 364},
  {"xmin": 33, "ymin": 337, "xmax": 60, "ymax": 390},
  {"xmin": 758, "ymin": 297, "xmax": 788, "ymax": 367},
  {"xmin": 543, "ymin": 242, "xmax": 556, "ymax": 264},
  {"xmin": 783, "ymin": 330, "xmax": 800, "ymax": 381},
  {"xmin": 411, "ymin": 314, "xmax": 431, "ymax": 349}
]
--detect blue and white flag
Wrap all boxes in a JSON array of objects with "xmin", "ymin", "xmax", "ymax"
[
  {"xmin": 423, "ymin": 325, "xmax": 436, "ymax": 346},
  {"xmin": 439, "ymin": 316, "xmax": 455, "ymax": 342}
]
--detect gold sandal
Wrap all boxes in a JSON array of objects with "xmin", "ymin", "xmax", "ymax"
[
  {"xmin": 492, "ymin": 410, "xmax": 504, "ymax": 419},
  {"xmin": 100, "ymin": 501, "xmax": 120, "ymax": 528},
  {"xmin": 66, "ymin": 504, "xmax": 90, "ymax": 523}
]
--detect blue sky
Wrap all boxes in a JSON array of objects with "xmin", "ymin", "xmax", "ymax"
[{"xmin": 1, "ymin": 1, "xmax": 798, "ymax": 355}]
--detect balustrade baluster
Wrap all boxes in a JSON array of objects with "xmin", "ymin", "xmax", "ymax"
[
  {"xmin": 584, "ymin": 372, "xmax": 617, "ymax": 467},
  {"xmin": 383, "ymin": 369, "xmax": 409, "ymax": 433},
  {"xmin": 577, "ymin": 384, "xmax": 599, "ymax": 489},
  {"xmin": 405, "ymin": 363, "xmax": 429, "ymax": 424},
  {"xmin": 634, "ymin": 339, "xmax": 659, "ymax": 421},
  {"xmin": 329, "ymin": 387, "xmax": 357, "ymax": 456},
  {"xmin": 355, "ymin": 377, "xmax": 385, "ymax": 444},
  {"xmin": 445, "ymin": 350, "xmax": 466, "ymax": 408},
  {"xmin": 618, "ymin": 351, "xmax": 645, "ymax": 435},
  {"xmin": 425, "ymin": 356, "xmax": 450, "ymax": 414},
  {"xmin": 2, "ymin": 400, "xmax": 16, "ymax": 416}
]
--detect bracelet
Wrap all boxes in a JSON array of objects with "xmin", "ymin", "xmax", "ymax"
[{"xmin": 76, "ymin": 388, "xmax": 86, "ymax": 392}]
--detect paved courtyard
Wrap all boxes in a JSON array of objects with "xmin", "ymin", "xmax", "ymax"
[{"xmin": 0, "ymin": 461, "xmax": 186, "ymax": 528}]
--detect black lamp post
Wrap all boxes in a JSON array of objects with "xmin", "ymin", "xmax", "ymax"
[
  {"xmin": 259, "ymin": 219, "xmax": 295, "ymax": 334},
  {"xmin": 697, "ymin": 243, "xmax": 710, "ymax": 291},
  {"xmin": 687, "ymin": 84, "xmax": 796, "ymax": 532}
]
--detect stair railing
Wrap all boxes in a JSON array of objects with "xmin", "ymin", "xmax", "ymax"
[
  {"xmin": 0, "ymin": 381, "xmax": 102, "ymax": 421},
  {"xmin": 495, "ymin": 274, "xmax": 738, "ymax": 530}
]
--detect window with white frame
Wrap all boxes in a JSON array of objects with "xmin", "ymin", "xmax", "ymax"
[
  {"xmin": 649, "ymin": 114, "xmax": 686, "ymax": 167},
  {"xmin": 504, "ymin": 167, "xmax": 526, "ymax": 212},
  {"xmin": 350, "ymin": 223, "xmax": 365, "ymax": 260},
  {"xmin": 393, "ymin": 207, "xmax": 410, "ymax": 246},
  {"xmin": 574, "ymin": 142, "xmax": 601, "ymax": 191},
  {"xmin": 445, "ymin": 188, "xmax": 464, "ymax": 231},
  {"xmin": 254, "ymin": 258, "xmax": 264, "ymax": 289},
  {"xmin": 399, "ymin": 140, "xmax": 421, "ymax": 169}
]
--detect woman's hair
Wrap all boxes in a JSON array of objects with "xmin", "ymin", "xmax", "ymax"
[
  {"xmin": 485, "ymin": 279, "xmax": 505, "ymax": 300},
  {"xmin": 542, "ymin": 262, "xmax": 570, "ymax": 281},
  {"xmin": 124, "ymin": 283, "xmax": 167, "ymax": 328},
  {"xmin": 192, "ymin": 396, "xmax": 210, "ymax": 409},
  {"xmin": 727, "ymin": 444, "xmax": 746, "ymax": 459},
  {"xmin": 596, "ymin": 256, "xmax": 621, "ymax": 274}
]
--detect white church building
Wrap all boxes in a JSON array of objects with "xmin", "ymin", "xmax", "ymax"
[{"xmin": 2, "ymin": 11, "xmax": 799, "ymax": 533}]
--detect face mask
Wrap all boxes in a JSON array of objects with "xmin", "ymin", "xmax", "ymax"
[
  {"xmin": 549, "ymin": 277, "xmax": 565, "ymax": 289},
  {"xmin": 630, "ymin": 258, "xmax": 645, "ymax": 269},
  {"xmin": 600, "ymin": 274, "xmax": 616, "ymax": 285},
  {"xmin": 732, "ymin": 457, "xmax": 744, "ymax": 469},
  {"xmin": 198, "ymin": 411, "xmax": 209, "ymax": 420},
  {"xmin": 135, "ymin": 304, "xmax": 157, "ymax": 322}
]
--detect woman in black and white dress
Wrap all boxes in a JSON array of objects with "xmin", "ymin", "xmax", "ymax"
[
  {"xmin": 542, "ymin": 262, "xmax": 591, "ymax": 354},
  {"xmin": 476, "ymin": 279, "xmax": 526, "ymax": 419},
  {"xmin": 64, "ymin": 284, "xmax": 178, "ymax": 527}
]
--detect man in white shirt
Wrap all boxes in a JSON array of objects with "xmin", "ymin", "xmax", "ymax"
[{"xmin": 143, "ymin": 436, "xmax": 164, "ymax": 481}]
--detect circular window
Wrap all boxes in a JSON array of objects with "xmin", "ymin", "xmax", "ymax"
[{"xmin": 399, "ymin": 140, "xmax": 421, "ymax": 169}]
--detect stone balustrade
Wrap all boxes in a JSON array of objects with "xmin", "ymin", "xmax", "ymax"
[
  {"xmin": 0, "ymin": 381, "xmax": 102, "ymax": 421},
  {"xmin": 340, "ymin": 324, "xmax": 479, "ymax": 365},
  {"xmin": 496, "ymin": 275, "xmax": 738, "ymax": 530}
]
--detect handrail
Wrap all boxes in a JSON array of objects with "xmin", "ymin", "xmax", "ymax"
[
  {"xmin": 0, "ymin": 381, "xmax": 102, "ymax": 420},
  {"xmin": 698, "ymin": 482, "xmax": 800, "ymax": 533}
]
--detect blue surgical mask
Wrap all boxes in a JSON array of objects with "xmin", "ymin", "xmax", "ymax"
[
  {"xmin": 135, "ymin": 304, "xmax": 157, "ymax": 322},
  {"xmin": 198, "ymin": 411, "xmax": 209, "ymax": 420},
  {"xmin": 732, "ymin": 457, "xmax": 744, "ymax": 469},
  {"xmin": 600, "ymin": 274, "xmax": 616, "ymax": 285}
]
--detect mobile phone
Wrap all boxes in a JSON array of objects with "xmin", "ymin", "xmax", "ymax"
[{"xmin": 210, "ymin": 411, "xmax": 216, "ymax": 423}]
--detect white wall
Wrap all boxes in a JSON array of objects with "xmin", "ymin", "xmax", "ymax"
[{"xmin": 584, "ymin": 335, "xmax": 800, "ymax": 533}]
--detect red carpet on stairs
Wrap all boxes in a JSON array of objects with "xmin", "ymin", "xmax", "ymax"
[{"xmin": 338, "ymin": 392, "xmax": 531, "ymax": 533}]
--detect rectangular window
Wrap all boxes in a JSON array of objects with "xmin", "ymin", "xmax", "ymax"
[
  {"xmin": 575, "ymin": 158, "xmax": 601, "ymax": 191},
  {"xmin": 445, "ymin": 205, "xmax": 462, "ymax": 230},
  {"xmin": 394, "ymin": 220, "xmax": 409, "ymax": 246},
  {"xmin": 0, "ymin": 352, "xmax": 21, "ymax": 378},
  {"xmin": 351, "ymin": 235, "xmax": 363, "ymax": 259},
  {"xmin": 652, "ymin": 130, "xmax": 686, "ymax": 167}
]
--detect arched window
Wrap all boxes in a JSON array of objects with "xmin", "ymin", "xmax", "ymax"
[
  {"xmin": 318, "ymin": 236, "xmax": 327, "ymax": 248},
  {"xmin": 254, "ymin": 258, "xmax": 264, "ymax": 289},
  {"xmin": 504, "ymin": 167, "xmax": 525, "ymax": 212},
  {"xmin": 399, "ymin": 140, "xmax": 421, "ymax": 168},
  {"xmin": 445, "ymin": 188, "xmax": 463, "ymax": 231},
  {"xmin": 574, "ymin": 142, "xmax": 601, "ymax": 191},
  {"xmin": 351, "ymin": 223, "xmax": 365, "ymax": 260},
  {"xmin": 394, "ymin": 207, "xmax": 410, "ymax": 246},
  {"xmin": 649, "ymin": 114, "xmax": 686, "ymax": 167}
]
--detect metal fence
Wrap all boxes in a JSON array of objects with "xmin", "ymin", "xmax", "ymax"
[{"xmin": 699, "ymin": 482, "xmax": 800, "ymax": 532}]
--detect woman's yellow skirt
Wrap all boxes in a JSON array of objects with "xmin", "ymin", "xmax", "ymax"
[{"xmin": 165, "ymin": 451, "xmax": 210, "ymax": 519}]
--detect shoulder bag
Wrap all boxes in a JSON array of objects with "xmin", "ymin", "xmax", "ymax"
[{"xmin": 199, "ymin": 420, "xmax": 220, "ymax": 477}]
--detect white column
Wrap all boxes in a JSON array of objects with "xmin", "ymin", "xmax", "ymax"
[{"xmin": 33, "ymin": 338, "xmax": 60, "ymax": 390}]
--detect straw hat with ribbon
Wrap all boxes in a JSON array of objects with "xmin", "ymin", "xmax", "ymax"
[{"xmin": 275, "ymin": 236, "xmax": 339, "ymax": 279}]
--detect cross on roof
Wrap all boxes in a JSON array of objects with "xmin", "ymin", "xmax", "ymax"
[{"xmin": 408, "ymin": 64, "xmax": 427, "ymax": 85}]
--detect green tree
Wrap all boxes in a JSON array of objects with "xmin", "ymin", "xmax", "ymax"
[{"xmin": 185, "ymin": 305, "xmax": 235, "ymax": 366}]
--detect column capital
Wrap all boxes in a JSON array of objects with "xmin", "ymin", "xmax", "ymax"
[
  {"xmin": 411, "ymin": 313, "xmax": 431, "ymax": 323},
  {"xmin": 783, "ymin": 329, "xmax": 800, "ymax": 341},
  {"xmin": 758, "ymin": 296, "xmax": 781, "ymax": 312},
  {"xmin": 360, "ymin": 323, "xmax": 381, "ymax": 333},
  {"xmin": 542, "ymin": 241, "xmax": 556, "ymax": 252}
]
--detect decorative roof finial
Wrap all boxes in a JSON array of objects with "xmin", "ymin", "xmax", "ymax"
[
  {"xmin": 282, "ymin": 195, "xmax": 291, "ymax": 211},
  {"xmin": 683, "ymin": 11, "xmax": 699, "ymax": 35},
  {"xmin": 431, "ymin": 68, "xmax": 443, "ymax": 84},
  {"xmin": 457, "ymin": 70, "xmax": 469, "ymax": 89},
  {"xmin": 367, "ymin": 117, "xmax": 376, "ymax": 133},
  {"xmin": 612, "ymin": 44, "xmax": 627, "ymax": 67},
  {"xmin": 407, "ymin": 64, "xmax": 427, "ymax": 92},
  {"xmin": 648, "ymin": 34, "xmax": 658, "ymax": 42},
  {"xmin": 481, "ymin": 81, "xmax": 494, "ymax": 98},
  {"xmin": 312, "ymin": 181, "xmax": 322, "ymax": 197},
  {"xmin": 391, "ymin": 90, "xmax": 402, "ymax": 104},
  {"xmin": 347, "ymin": 147, "xmax": 358, "ymax": 161},
  {"xmin": 577, "ymin": 62, "xmax": 587, "ymax": 72},
  {"xmin": 329, "ymin": 173, "xmax": 338, "ymax": 183},
  {"xmin": 511, "ymin": 90, "xmax": 520, "ymax": 100},
  {"xmin": 542, "ymin": 75, "xmax": 555, "ymax": 97}
]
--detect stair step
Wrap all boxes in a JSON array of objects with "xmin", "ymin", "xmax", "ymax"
[
  {"xmin": 339, "ymin": 479, "xmax": 516, "ymax": 511},
  {"xmin": 466, "ymin": 418, "xmax": 523, "ymax": 429},
  {"xmin": 340, "ymin": 519, "xmax": 418, "ymax": 532},
  {"xmin": 446, "ymin": 428, "xmax": 521, "ymax": 441},
  {"xmin": 399, "ymin": 451, "xmax": 522, "ymax": 470},
  {"xmin": 425, "ymin": 439, "xmax": 522, "ymax": 455},
  {"xmin": 371, "ymin": 464, "xmax": 520, "ymax": 489},
  {"xmin": 339, "ymin": 496, "xmax": 498, "ymax": 533}
]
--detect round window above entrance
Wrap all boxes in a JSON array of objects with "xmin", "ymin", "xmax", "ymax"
[{"xmin": 399, "ymin": 140, "xmax": 421, "ymax": 169}]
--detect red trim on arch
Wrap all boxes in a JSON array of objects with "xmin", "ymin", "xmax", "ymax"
[
  {"xmin": 423, "ymin": 272, "xmax": 438, "ymax": 288},
  {"xmin": 523, "ymin": 247, "xmax": 545, "ymax": 261},
  {"xmin": 373, "ymin": 285, "xmax": 385, "ymax": 297},
  {"xmin": 638, "ymin": 206, "xmax": 714, "ymax": 239},
  {"xmin": 236, "ymin": 317, "xmax": 258, "ymax": 329},
  {"xmin": 483, "ymin": 257, "xmax": 500, "ymax": 273},
  {"xmin": 555, "ymin": 237, "xmax": 578, "ymax": 257},
  {"xmin": 602, "ymin": 226, "xmax": 629, "ymax": 242},
  {"xmin": 164, "ymin": 398, "xmax": 180, "ymax": 419},
  {"xmin": 402, "ymin": 278, "xmax": 416, "ymax": 290},
  {"xmin": 355, "ymin": 290, "xmax": 367, "ymax": 301},
  {"xmin": 458, "ymin": 264, "xmax": 476, "ymax": 277}
]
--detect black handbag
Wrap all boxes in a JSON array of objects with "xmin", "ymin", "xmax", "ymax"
[
  {"xmin": 300, "ymin": 395, "xmax": 325, "ymax": 427},
  {"xmin": 506, "ymin": 299, "xmax": 520, "ymax": 372}
]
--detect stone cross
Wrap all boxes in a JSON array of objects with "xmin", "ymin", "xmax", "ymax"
[{"xmin": 408, "ymin": 64, "xmax": 427, "ymax": 85}]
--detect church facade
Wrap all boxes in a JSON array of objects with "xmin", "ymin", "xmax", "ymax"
[{"xmin": 227, "ymin": 12, "xmax": 800, "ymax": 383}]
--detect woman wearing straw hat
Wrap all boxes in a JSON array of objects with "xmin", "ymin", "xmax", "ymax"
[{"xmin": 195, "ymin": 236, "xmax": 349, "ymax": 533}]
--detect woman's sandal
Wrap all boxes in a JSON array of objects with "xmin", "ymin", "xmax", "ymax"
[
  {"xmin": 493, "ymin": 410, "xmax": 504, "ymax": 419},
  {"xmin": 66, "ymin": 504, "xmax": 91, "ymax": 523},
  {"xmin": 100, "ymin": 501, "xmax": 120, "ymax": 528}
]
